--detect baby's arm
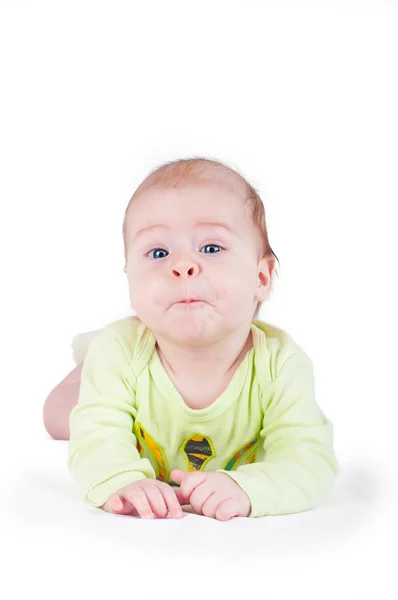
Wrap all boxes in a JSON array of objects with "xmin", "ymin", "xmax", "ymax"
[
  {"xmin": 43, "ymin": 363, "xmax": 83, "ymax": 440},
  {"xmin": 216, "ymin": 350, "xmax": 339, "ymax": 517},
  {"xmin": 67, "ymin": 326, "xmax": 156, "ymax": 508}
]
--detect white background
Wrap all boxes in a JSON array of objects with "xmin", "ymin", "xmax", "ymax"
[{"xmin": 1, "ymin": 1, "xmax": 397, "ymax": 598}]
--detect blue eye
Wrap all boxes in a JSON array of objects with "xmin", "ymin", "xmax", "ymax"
[
  {"xmin": 148, "ymin": 248, "xmax": 169, "ymax": 259},
  {"xmin": 201, "ymin": 244, "xmax": 221, "ymax": 254}
]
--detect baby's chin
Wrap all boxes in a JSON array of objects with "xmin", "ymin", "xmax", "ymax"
[
  {"xmin": 161, "ymin": 306, "xmax": 221, "ymax": 339},
  {"xmin": 168, "ymin": 310, "xmax": 214, "ymax": 329}
]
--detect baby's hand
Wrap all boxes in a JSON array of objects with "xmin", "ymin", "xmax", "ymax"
[
  {"xmin": 100, "ymin": 478, "xmax": 184, "ymax": 519},
  {"xmin": 171, "ymin": 469, "xmax": 251, "ymax": 521}
]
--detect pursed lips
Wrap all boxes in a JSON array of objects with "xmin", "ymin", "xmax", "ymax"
[{"xmin": 174, "ymin": 298, "xmax": 205, "ymax": 304}]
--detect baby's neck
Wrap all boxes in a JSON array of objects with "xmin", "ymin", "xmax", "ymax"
[{"xmin": 154, "ymin": 324, "xmax": 253, "ymax": 383}]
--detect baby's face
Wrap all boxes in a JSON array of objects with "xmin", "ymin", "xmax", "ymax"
[{"xmin": 124, "ymin": 183, "xmax": 268, "ymax": 343}]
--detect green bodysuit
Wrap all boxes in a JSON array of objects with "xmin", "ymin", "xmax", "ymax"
[{"xmin": 67, "ymin": 316, "xmax": 339, "ymax": 518}]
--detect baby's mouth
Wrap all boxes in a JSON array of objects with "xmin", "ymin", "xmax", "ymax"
[{"xmin": 175, "ymin": 297, "xmax": 203, "ymax": 303}]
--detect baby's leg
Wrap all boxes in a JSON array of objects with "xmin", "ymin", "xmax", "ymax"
[{"xmin": 43, "ymin": 362, "xmax": 83, "ymax": 441}]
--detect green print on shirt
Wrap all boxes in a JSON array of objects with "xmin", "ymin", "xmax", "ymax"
[{"xmin": 223, "ymin": 436, "xmax": 258, "ymax": 470}]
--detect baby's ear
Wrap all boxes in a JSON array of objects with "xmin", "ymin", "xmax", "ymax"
[
  {"xmin": 71, "ymin": 329, "xmax": 103, "ymax": 365},
  {"xmin": 255, "ymin": 257, "xmax": 275, "ymax": 301}
]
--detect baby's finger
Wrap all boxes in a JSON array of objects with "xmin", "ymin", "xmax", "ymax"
[
  {"xmin": 159, "ymin": 484, "xmax": 184, "ymax": 518},
  {"xmin": 145, "ymin": 486, "xmax": 169, "ymax": 519},
  {"xmin": 102, "ymin": 493, "xmax": 135, "ymax": 516},
  {"xmin": 215, "ymin": 498, "xmax": 239, "ymax": 522},
  {"xmin": 179, "ymin": 472, "xmax": 207, "ymax": 504},
  {"xmin": 108, "ymin": 494, "xmax": 123, "ymax": 512},
  {"xmin": 174, "ymin": 488, "xmax": 188, "ymax": 507},
  {"xmin": 201, "ymin": 492, "xmax": 225, "ymax": 519},
  {"xmin": 101, "ymin": 492, "xmax": 122, "ymax": 513},
  {"xmin": 110, "ymin": 495, "xmax": 140, "ymax": 516},
  {"xmin": 120, "ymin": 486, "xmax": 155, "ymax": 519}
]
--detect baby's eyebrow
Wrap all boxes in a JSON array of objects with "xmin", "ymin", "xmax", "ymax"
[{"xmin": 132, "ymin": 221, "xmax": 238, "ymax": 241}]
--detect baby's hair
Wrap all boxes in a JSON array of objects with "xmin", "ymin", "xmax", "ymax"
[{"xmin": 122, "ymin": 156, "xmax": 280, "ymax": 319}]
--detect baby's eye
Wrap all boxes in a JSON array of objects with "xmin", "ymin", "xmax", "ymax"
[
  {"xmin": 201, "ymin": 244, "xmax": 222, "ymax": 254},
  {"xmin": 148, "ymin": 248, "xmax": 169, "ymax": 259}
]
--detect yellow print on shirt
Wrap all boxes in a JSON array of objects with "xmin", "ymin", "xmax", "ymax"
[
  {"xmin": 135, "ymin": 422, "xmax": 170, "ymax": 482},
  {"xmin": 180, "ymin": 434, "xmax": 216, "ymax": 472}
]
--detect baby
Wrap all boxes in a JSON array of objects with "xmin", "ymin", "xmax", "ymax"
[{"xmin": 43, "ymin": 156, "xmax": 339, "ymax": 521}]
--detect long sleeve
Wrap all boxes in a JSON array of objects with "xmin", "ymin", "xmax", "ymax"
[
  {"xmin": 67, "ymin": 326, "xmax": 156, "ymax": 507},
  {"xmin": 217, "ymin": 350, "xmax": 339, "ymax": 518}
]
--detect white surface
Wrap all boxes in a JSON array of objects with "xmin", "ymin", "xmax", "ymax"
[{"xmin": 1, "ymin": 431, "xmax": 396, "ymax": 599}]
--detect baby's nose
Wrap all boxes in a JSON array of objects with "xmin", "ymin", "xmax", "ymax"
[{"xmin": 169, "ymin": 260, "xmax": 199, "ymax": 279}]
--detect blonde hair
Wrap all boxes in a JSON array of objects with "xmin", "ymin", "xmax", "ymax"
[{"xmin": 122, "ymin": 157, "xmax": 280, "ymax": 319}]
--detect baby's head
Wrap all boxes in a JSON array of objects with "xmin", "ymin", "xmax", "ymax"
[{"xmin": 122, "ymin": 157, "xmax": 279, "ymax": 345}]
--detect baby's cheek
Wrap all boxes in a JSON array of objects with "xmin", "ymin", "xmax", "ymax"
[{"xmin": 227, "ymin": 275, "xmax": 255, "ymax": 302}]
